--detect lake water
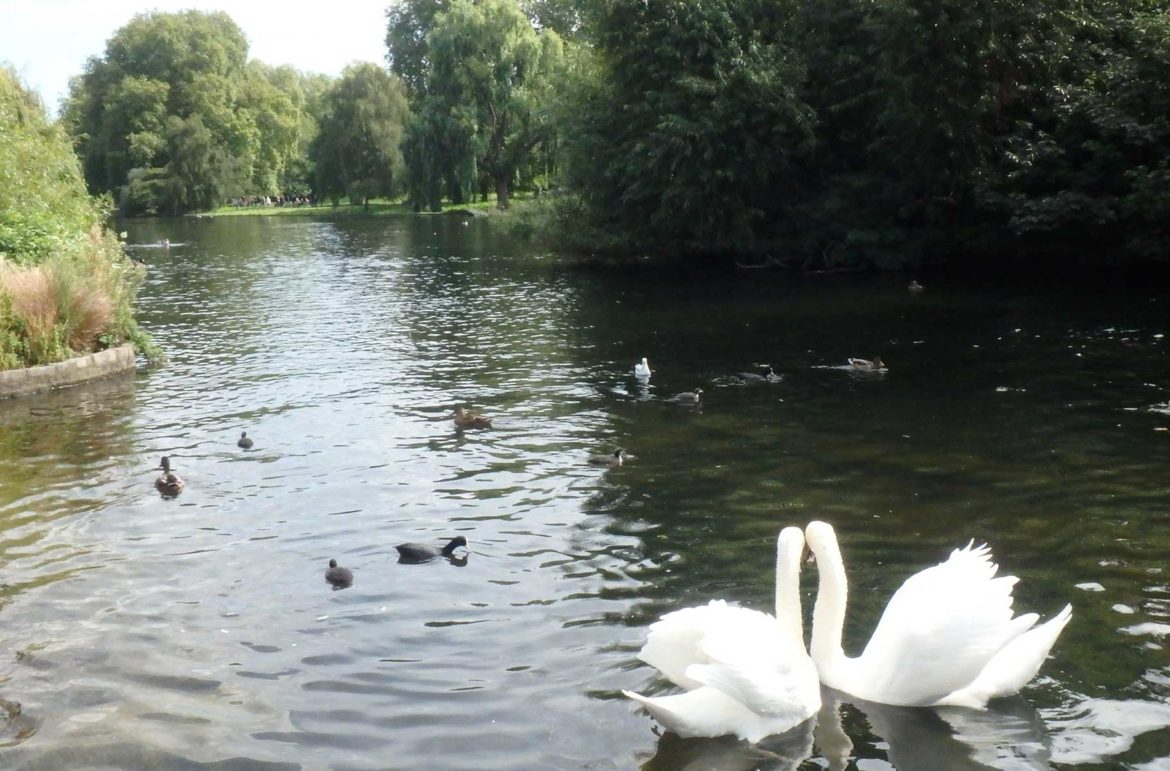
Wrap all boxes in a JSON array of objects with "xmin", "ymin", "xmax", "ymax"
[{"xmin": 2, "ymin": 216, "xmax": 1169, "ymax": 770}]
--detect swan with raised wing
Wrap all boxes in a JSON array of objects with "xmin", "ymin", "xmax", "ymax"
[
  {"xmin": 622, "ymin": 527, "xmax": 821, "ymax": 742},
  {"xmin": 804, "ymin": 520, "xmax": 1072, "ymax": 708}
]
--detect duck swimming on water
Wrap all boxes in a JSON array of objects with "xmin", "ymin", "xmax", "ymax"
[
  {"xmin": 155, "ymin": 456, "xmax": 185, "ymax": 496},
  {"xmin": 848, "ymin": 357, "xmax": 886, "ymax": 371},
  {"xmin": 454, "ymin": 407, "xmax": 493, "ymax": 429},
  {"xmin": 588, "ymin": 448, "xmax": 626, "ymax": 467},
  {"xmin": 237, "ymin": 431, "xmax": 254, "ymax": 449},
  {"xmin": 396, "ymin": 536, "xmax": 469, "ymax": 564},
  {"xmin": 325, "ymin": 559, "xmax": 353, "ymax": 588},
  {"xmin": 634, "ymin": 357, "xmax": 652, "ymax": 380},
  {"xmin": 670, "ymin": 388, "xmax": 703, "ymax": 405},
  {"xmin": 736, "ymin": 365, "xmax": 780, "ymax": 383}
]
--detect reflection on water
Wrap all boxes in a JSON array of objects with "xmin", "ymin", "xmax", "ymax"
[
  {"xmin": 638, "ymin": 689, "xmax": 1052, "ymax": 770},
  {"xmin": 2, "ymin": 216, "xmax": 1170, "ymax": 768}
]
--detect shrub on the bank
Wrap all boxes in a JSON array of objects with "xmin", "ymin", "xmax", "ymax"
[{"xmin": 0, "ymin": 66, "xmax": 153, "ymax": 369}]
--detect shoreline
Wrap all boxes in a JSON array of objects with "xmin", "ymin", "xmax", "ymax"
[{"xmin": 0, "ymin": 344, "xmax": 137, "ymax": 400}]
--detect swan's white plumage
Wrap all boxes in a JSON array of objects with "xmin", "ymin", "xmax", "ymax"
[
  {"xmin": 637, "ymin": 600, "xmax": 779, "ymax": 690},
  {"xmin": 624, "ymin": 527, "xmax": 820, "ymax": 741},
  {"xmin": 806, "ymin": 520, "xmax": 1071, "ymax": 708},
  {"xmin": 634, "ymin": 357, "xmax": 651, "ymax": 379},
  {"xmin": 687, "ymin": 630, "xmax": 815, "ymax": 718},
  {"xmin": 937, "ymin": 603, "xmax": 1073, "ymax": 708},
  {"xmin": 621, "ymin": 686, "xmax": 800, "ymax": 744}
]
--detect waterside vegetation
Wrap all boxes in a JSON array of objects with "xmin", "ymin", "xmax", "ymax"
[
  {"xmin": 49, "ymin": 1, "xmax": 1170, "ymax": 273},
  {"xmin": 0, "ymin": 67, "xmax": 153, "ymax": 371}
]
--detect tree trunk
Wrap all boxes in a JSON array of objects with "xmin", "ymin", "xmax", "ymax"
[{"xmin": 495, "ymin": 173, "xmax": 509, "ymax": 210}]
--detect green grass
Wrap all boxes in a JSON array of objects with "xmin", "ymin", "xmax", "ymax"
[{"xmin": 198, "ymin": 191, "xmax": 538, "ymax": 218}]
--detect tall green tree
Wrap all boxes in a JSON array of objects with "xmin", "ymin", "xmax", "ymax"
[
  {"xmin": 565, "ymin": 0, "xmax": 813, "ymax": 258},
  {"xmin": 309, "ymin": 63, "xmax": 410, "ymax": 207},
  {"xmin": 425, "ymin": 0, "xmax": 566, "ymax": 208},
  {"xmin": 385, "ymin": 0, "xmax": 447, "ymax": 100},
  {"xmin": 62, "ymin": 10, "xmax": 305, "ymax": 214},
  {"xmin": 262, "ymin": 67, "xmax": 333, "ymax": 196}
]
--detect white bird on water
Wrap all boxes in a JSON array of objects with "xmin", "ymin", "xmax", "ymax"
[
  {"xmin": 623, "ymin": 527, "xmax": 821, "ymax": 742},
  {"xmin": 803, "ymin": 520, "xmax": 1072, "ymax": 709}
]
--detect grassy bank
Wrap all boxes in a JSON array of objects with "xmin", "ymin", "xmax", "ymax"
[{"xmin": 198, "ymin": 192, "xmax": 535, "ymax": 218}]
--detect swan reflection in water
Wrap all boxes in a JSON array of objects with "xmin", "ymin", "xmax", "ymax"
[{"xmin": 639, "ymin": 688, "xmax": 1052, "ymax": 770}]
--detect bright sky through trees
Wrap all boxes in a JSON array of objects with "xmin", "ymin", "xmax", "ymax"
[{"xmin": 0, "ymin": 0, "xmax": 390, "ymax": 114}]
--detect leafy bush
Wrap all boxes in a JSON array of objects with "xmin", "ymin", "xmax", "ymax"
[{"xmin": 0, "ymin": 66, "xmax": 155, "ymax": 369}]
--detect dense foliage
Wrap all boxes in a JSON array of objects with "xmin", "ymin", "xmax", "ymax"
[
  {"xmin": 309, "ymin": 64, "xmax": 410, "ymax": 207},
  {"xmin": 556, "ymin": 0, "xmax": 1170, "ymax": 269},
  {"xmin": 388, "ymin": 0, "xmax": 566, "ymax": 210},
  {"xmin": 57, "ymin": 2, "xmax": 1170, "ymax": 270},
  {"xmin": 0, "ymin": 67, "xmax": 150, "ymax": 369},
  {"xmin": 63, "ymin": 10, "xmax": 305, "ymax": 215},
  {"xmin": 563, "ymin": 0, "xmax": 813, "ymax": 258}
]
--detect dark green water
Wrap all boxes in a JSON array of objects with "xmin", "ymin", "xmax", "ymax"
[{"xmin": 1, "ymin": 216, "xmax": 1169, "ymax": 769}]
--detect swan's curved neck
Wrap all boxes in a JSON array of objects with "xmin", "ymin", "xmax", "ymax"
[
  {"xmin": 809, "ymin": 531, "xmax": 849, "ymax": 679},
  {"xmin": 775, "ymin": 540, "xmax": 804, "ymax": 646}
]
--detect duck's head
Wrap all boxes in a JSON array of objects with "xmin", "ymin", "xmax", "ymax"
[
  {"xmin": 157, "ymin": 456, "xmax": 172, "ymax": 471},
  {"xmin": 443, "ymin": 536, "xmax": 469, "ymax": 554},
  {"xmin": 329, "ymin": 559, "xmax": 339, "ymax": 568}
]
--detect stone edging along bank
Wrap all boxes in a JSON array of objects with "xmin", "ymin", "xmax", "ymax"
[{"xmin": 0, "ymin": 344, "xmax": 137, "ymax": 399}]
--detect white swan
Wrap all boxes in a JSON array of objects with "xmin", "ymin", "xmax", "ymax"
[
  {"xmin": 634, "ymin": 357, "xmax": 652, "ymax": 379},
  {"xmin": 804, "ymin": 520, "xmax": 1072, "ymax": 708},
  {"xmin": 623, "ymin": 527, "xmax": 821, "ymax": 742}
]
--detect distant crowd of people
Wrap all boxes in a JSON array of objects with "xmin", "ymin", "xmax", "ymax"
[{"xmin": 231, "ymin": 194, "xmax": 316, "ymax": 208}]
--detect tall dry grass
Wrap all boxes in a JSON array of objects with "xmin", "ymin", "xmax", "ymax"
[{"xmin": 0, "ymin": 251, "xmax": 116, "ymax": 366}]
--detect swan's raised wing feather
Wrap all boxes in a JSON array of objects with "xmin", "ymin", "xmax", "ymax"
[
  {"xmin": 857, "ymin": 543, "xmax": 1033, "ymax": 705},
  {"xmin": 938, "ymin": 603, "xmax": 1073, "ymax": 707}
]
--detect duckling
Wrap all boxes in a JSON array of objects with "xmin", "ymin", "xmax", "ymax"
[
  {"xmin": 324, "ymin": 559, "xmax": 353, "ymax": 588},
  {"xmin": 736, "ymin": 365, "xmax": 780, "ymax": 383},
  {"xmin": 670, "ymin": 388, "xmax": 703, "ymax": 405},
  {"xmin": 908, "ymin": 280, "xmax": 925, "ymax": 293},
  {"xmin": 454, "ymin": 407, "xmax": 493, "ymax": 429},
  {"xmin": 396, "ymin": 536, "xmax": 469, "ymax": 564},
  {"xmin": 155, "ymin": 456, "xmax": 185, "ymax": 496},
  {"xmin": 237, "ymin": 431, "xmax": 254, "ymax": 449},
  {"xmin": 588, "ymin": 448, "xmax": 626, "ymax": 466},
  {"xmin": 634, "ymin": 357, "xmax": 652, "ymax": 379},
  {"xmin": 848, "ymin": 357, "xmax": 887, "ymax": 371}
]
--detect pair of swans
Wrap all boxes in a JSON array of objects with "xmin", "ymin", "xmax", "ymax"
[{"xmin": 625, "ymin": 521, "xmax": 1072, "ymax": 742}]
